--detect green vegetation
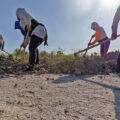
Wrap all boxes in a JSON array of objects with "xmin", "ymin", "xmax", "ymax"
[
  {"xmin": 11, "ymin": 48, "xmax": 76, "ymax": 60},
  {"xmin": 3, "ymin": 48, "xmax": 100, "ymax": 61},
  {"xmin": 12, "ymin": 48, "xmax": 29, "ymax": 60}
]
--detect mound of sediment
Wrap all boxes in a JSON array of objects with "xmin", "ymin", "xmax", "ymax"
[
  {"xmin": 42, "ymin": 51, "xmax": 119, "ymax": 75},
  {"xmin": 0, "ymin": 51, "xmax": 119, "ymax": 75},
  {"xmin": 0, "ymin": 56, "xmax": 48, "ymax": 75},
  {"xmin": 0, "ymin": 56, "xmax": 27, "ymax": 75}
]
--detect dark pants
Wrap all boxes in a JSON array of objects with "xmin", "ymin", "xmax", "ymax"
[
  {"xmin": 117, "ymin": 53, "xmax": 120, "ymax": 72},
  {"xmin": 99, "ymin": 37, "xmax": 110, "ymax": 57},
  {"xmin": 29, "ymin": 35, "xmax": 43, "ymax": 66}
]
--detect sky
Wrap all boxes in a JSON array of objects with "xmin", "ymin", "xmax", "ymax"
[{"xmin": 0, "ymin": 0, "xmax": 120, "ymax": 55}]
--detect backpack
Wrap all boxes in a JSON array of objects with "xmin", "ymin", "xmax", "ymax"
[
  {"xmin": 39, "ymin": 23, "xmax": 48, "ymax": 46},
  {"xmin": 31, "ymin": 19, "xmax": 48, "ymax": 46}
]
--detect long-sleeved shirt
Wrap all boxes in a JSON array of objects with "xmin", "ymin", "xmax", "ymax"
[
  {"xmin": 112, "ymin": 5, "xmax": 120, "ymax": 34},
  {"xmin": 90, "ymin": 27, "xmax": 107, "ymax": 45}
]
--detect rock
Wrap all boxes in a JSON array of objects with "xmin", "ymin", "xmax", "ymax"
[
  {"xmin": 14, "ymin": 84, "xmax": 18, "ymax": 88},
  {"xmin": 64, "ymin": 109, "xmax": 69, "ymax": 114},
  {"xmin": 40, "ymin": 68, "xmax": 48, "ymax": 74}
]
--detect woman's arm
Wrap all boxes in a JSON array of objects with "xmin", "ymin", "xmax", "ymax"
[
  {"xmin": 90, "ymin": 29, "xmax": 101, "ymax": 45},
  {"xmin": 20, "ymin": 25, "xmax": 31, "ymax": 48},
  {"xmin": 88, "ymin": 34, "xmax": 95, "ymax": 46}
]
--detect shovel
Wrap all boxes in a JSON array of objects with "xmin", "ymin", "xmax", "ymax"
[
  {"xmin": 0, "ymin": 49, "xmax": 13, "ymax": 59},
  {"xmin": 74, "ymin": 34, "xmax": 120, "ymax": 58},
  {"xmin": 1, "ymin": 49, "xmax": 10, "ymax": 55},
  {"xmin": 20, "ymin": 47, "xmax": 26, "ymax": 61},
  {"xmin": 83, "ymin": 38, "xmax": 92, "ymax": 58}
]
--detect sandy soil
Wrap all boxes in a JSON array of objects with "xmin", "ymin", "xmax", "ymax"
[{"xmin": 0, "ymin": 73, "xmax": 120, "ymax": 120}]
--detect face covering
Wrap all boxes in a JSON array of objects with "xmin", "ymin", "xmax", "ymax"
[{"xmin": 16, "ymin": 8, "xmax": 33, "ymax": 30}]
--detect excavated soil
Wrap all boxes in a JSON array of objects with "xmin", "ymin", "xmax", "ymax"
[{"xmin": 0, "ymin": 51, "xmax": 119, "ymax": 75}]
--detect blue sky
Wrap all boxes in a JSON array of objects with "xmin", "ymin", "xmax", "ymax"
[{"xmin": 0, "ymin": 0, "xmax": 120, "ymax": 54}]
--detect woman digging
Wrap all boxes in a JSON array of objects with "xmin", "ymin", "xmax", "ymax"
[
  {"xmin": 15, "ymin": 8, "xmax": 48, "ymax": 71},
  {"xmin": 88, "ymin": 22, "xmax": 110, "ymax": 57}
]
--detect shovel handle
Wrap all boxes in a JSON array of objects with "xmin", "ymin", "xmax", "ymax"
[
  {"xmin": 74, "ymin": 34, "xmax": 120, "ymax": 57},
  {"xmin": 0, "ymin": 49, "xmax": 10, "ymax": 55},
  {"xmin": 20, "ymin": 47, "xmax": 26, "ymax": 61},
  {"xmin": 83, "ymin": 38, "xmax": 93, "ymax": 57}
]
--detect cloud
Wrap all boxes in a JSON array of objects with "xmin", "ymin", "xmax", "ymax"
[
  {"xmin": 61, "ymin": 0, "xmax": 120, "ymax": 16},
  {"xmin": 62, "ymin": 0, "xmax": 96, "ymax": 16},
  {"xmin": 99, "ymin": 0, "xmax": 120, "ymax": 9}
]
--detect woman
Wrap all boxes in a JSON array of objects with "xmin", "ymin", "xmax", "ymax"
[
  {"xmin": 0, "ymin": 34, "xmax": 4, "ymax": 50},
  {"xmin": 111, "ymin": 5, "xmax": 120, "ymax": 40},
  {"xmin": 111, "ymin": 5, "xmax": 120, "ymax": 72},
  {"xmin": 89, "ymin": 22, "xmax": 110, "ymax": 57},
  {"xmin": 16, "ymin": 8, "xmax": 48, "ymax": 71}
]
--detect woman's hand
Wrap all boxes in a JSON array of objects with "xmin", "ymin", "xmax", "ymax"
[
  {"xmin": 20, "ymin": 24, "xmax": 31, "ymax": 49},
  {"xmin": 27, "ymin": 25, "xmax": 31, "ymax": 31},
  {"xmin": 88, "ymin": 43, "xmax": 91, "ymax": 46},
  {"xmin": 20, "ymin": 43, "xmax": 26, "ymax": 49}
]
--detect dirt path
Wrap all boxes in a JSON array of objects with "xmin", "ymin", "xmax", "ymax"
[{"xmin": 0, "ymin": 74, "xmax": 120, "ymax": 120}]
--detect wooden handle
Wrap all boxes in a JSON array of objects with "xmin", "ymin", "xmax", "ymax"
[
  {"xmin": 83, "ymin": 38, "xmax": 93, "ymax": 57},
  {"xmin": 74, "ymin": 34, "xmax": 120, "ymax": 56},
  {"xmin": 0, "ymin": 49, "xmax": 10, "ymax": 55}
]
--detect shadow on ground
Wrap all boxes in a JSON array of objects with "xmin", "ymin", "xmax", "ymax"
[{"xmin": 53, "ymin": 74, "xmax": 120, "ymax": 120}]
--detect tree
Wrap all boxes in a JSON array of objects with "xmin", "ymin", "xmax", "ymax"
[{"xmin": 57, "ymin": 48, "xmax": 64, "ymax": 55}]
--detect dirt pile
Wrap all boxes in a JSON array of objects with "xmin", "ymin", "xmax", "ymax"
[
  {"xmin": 46, "ymin": 51, "xmax": 119, "ymax": 75},
  {"xmin": 0, "ymin": 56, "xmax": 48, "ymax": 75},
  {"xmin": 0, "ymin": 56, "xmax": 27, "ymax": 75},
  {"xmin": 0, "ymin": 51, "xmax": 119, "ymax": 75}
]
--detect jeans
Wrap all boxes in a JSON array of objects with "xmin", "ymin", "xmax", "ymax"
[{"xmin": 29, "ymin": 35, "xmax": 43, "ymax": 66}]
